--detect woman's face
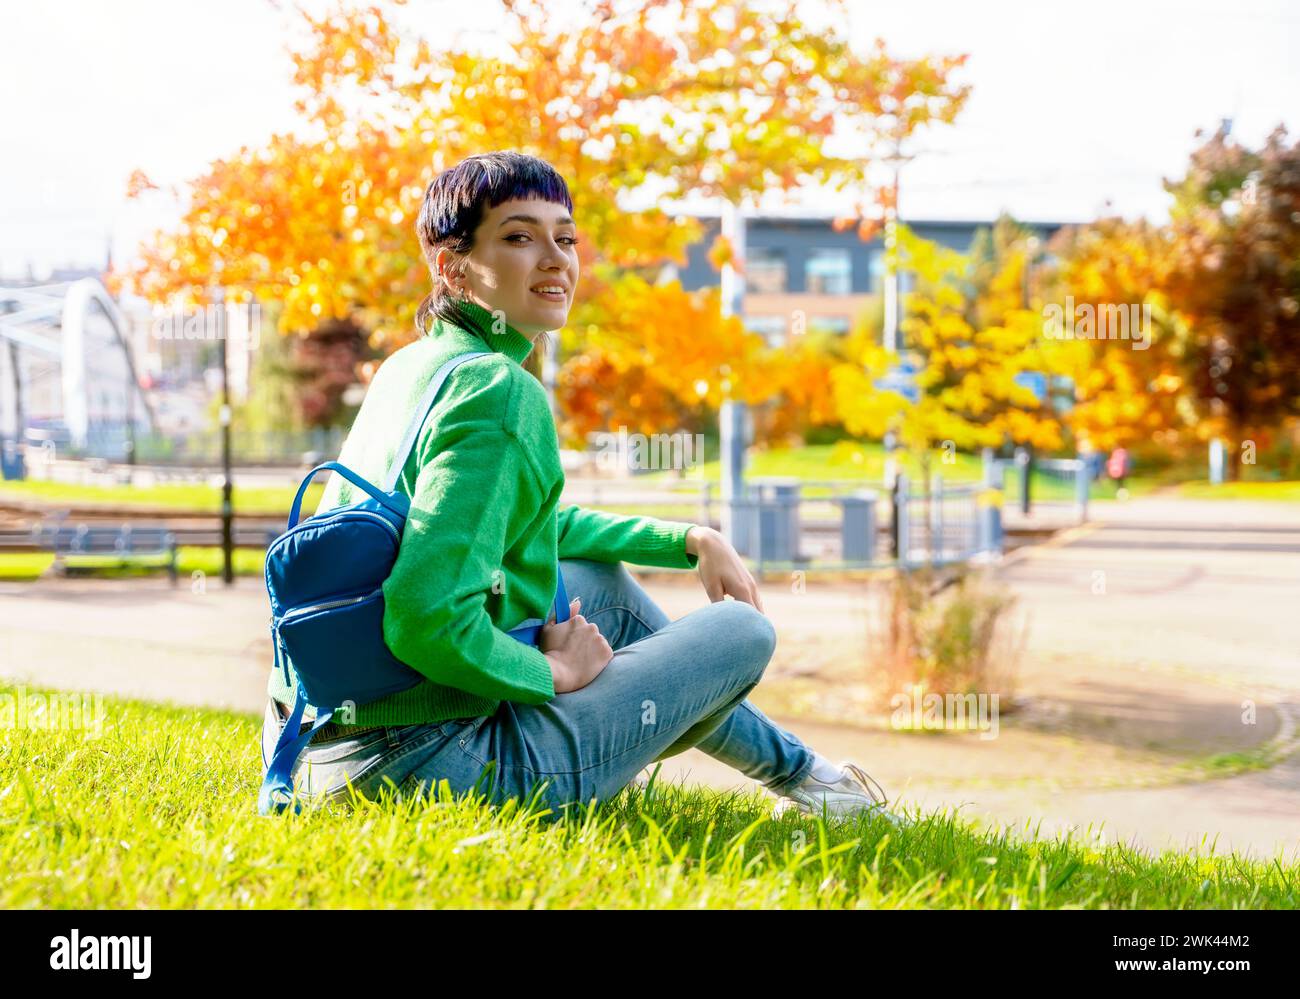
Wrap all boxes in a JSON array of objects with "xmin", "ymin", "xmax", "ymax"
[{"xmin": 438, "ymin": 196, "xmax": 579, "ymax": 338}]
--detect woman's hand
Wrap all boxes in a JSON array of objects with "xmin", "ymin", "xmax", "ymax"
[
  {"xmin": 686, "ymin": 526, "xmax": 765, "ymax": 613},
  {"xmin": 540, "ymin": 596, "xmax": 613, "ymax": 693}
]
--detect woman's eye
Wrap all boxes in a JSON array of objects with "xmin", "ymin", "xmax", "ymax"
[{"xmin": 506, "ymin": 233, "xmax": 579, "ymax": 245}]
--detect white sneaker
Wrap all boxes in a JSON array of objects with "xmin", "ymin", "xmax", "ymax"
[{"xmin": 774, "ymin": 762, "xmax": 905, "ymax": 826}]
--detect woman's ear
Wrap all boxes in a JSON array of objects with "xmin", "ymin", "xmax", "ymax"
[{"xmin": 434, "ymin": 247, "xmax": 461, "ymax": 292}]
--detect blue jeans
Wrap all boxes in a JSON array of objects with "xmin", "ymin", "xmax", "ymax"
[{"xmin": 260, "ymin": 559, "xmax": 817, "ymax": 818}]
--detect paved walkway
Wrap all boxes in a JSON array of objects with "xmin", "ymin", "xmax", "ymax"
[
  {"xmin": 647, "ymin": 496, "xmax": 1300, "ymax": 861},
  {"xmin": 1, "ymin": 495, "xmax": 1297, "ymax": 861}
]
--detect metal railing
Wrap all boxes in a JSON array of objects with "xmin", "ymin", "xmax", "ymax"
[
  {"xmin": 1, "ymin": 443, "xmax": 1092, "ymax": 573},
  {"xmin": 896, "ymin": 475, "xmax": 985, "ymax": 568},
  {"xmin": 18, "ymin": 426, "xmax": 349, "ymax": 467},
  {"xmin": 993, "ymin": 448, "xmax": 1090, "ymax": 521}
]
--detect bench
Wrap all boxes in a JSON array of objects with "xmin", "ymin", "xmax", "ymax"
[{"xmin": 25, "ymin": 522, "xmax": 179, "ymax": 584}]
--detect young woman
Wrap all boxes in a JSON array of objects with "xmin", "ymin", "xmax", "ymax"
[{"xmin": 260, "ymin": 151, "xmax": 898, "ymax": 825}]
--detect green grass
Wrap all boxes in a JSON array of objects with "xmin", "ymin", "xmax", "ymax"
[
  {"xmin": 642, "ymin": 442, "xmax": 976, "ymax": 484},
  {"xmin": 1168, "ymin": 480, "xmax": 1300, "ymax": 502},
  {"xmin": 7, "ymin": 447, "xmax": 1297, "ymax": 517},
  {"xmin": 0, "ymin": 479, "xmax": 323, "ymax": 515},
  {"xmin": 0, "ymin": 547, "xmax": 266, "ymax": 582},
  {"xmin": 644, "ymin": 443, "xmax": 1158, "ymax": 501},
  {"xmin": 0, "ymin": 685, "xmax": 1295, "ymax": 908}
]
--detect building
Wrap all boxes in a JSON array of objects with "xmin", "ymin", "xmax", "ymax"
[{"xmin": 664, "ymin": 214, "xmax": 1065, "ymax": 346}]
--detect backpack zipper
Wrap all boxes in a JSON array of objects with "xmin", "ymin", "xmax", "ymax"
[
  {"xmin": 279, "ymin": 586, "xmax": 384, "ymax": 625},
  {"xmin": 274, "ymin": 586, "xmax": 385, "ymax": 685},
  {"xmin": 270, "ymin": 508, "xmax": 401, "ymax": 555}
]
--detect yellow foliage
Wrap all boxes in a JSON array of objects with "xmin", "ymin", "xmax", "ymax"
[{"xmin": 833, "ymin": 225, "xmax": 1066, "ymax": 459}]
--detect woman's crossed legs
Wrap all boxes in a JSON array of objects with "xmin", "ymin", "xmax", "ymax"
[
  {"xmin": 403, "ymin": 559, "xmax": 817, "ymax": 815},
  {"xmin": 276, "ymin": 558, "xmax": 817, "ymax": 817}
]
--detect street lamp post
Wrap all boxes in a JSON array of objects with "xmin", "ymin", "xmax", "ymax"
[
  {"xmin": 214, "ymin": 287, "xmax": 234, "ymax": 586},
  {"xmin": 881, "ymin": 160, "xmax": 901, "ymax": 354},
  {"xmin": 719, "ymin": 198, "xmax": 749, "ymax": 552},
  {"xmin": 1020, "ymin": 234, "xmax": 1042, "ymax": 516},
  {"xmin": 880, "ymin": 147, "xmax": 913, "ymax": 355}
]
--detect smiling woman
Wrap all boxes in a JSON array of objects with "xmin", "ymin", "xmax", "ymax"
[
  {"xmin": 414, "ymin": 152, "xmax": 580, "ymax": 358},
  {"xmin": 260, "ymin": 150, "xmax": 898, "ymax": 826}
]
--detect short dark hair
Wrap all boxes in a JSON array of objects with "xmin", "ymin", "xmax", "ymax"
[{"xmin": 414, "ymin": 151, "xmax": 574, "ymax": 338}]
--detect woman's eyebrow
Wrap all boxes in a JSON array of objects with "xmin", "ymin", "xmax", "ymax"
[{"xmin": 497, "ymin": 213, "xmax": 576, "ymax": 228}]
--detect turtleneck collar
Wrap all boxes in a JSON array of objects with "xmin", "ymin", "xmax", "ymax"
[{"xmin": 435, "ymin": 299, "xmax": 537, "ymax": 365}]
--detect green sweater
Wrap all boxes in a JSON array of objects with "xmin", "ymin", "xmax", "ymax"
[{"xmin": 266, "ymin": 299, "xmax": 699, "ymax": 726}]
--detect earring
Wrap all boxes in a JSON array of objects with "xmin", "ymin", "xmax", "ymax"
[{"xmin": 459, "ymin": 286, "xmax": 469, "ymax": 303}]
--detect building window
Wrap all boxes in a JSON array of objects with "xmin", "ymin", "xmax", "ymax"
[
  {"xmin": 867, "ymin": 248, "xmax": 885, "ymax": 293},
  {"xmin": 806, "ymin": 248, "xmax": 851, "ymax": 295},
  {"xmin": 744, "ymin": 315, "xmax": 787, "ymax": 347},
  {"xmin": 807, "ymin": 315, "xmax": 851, "ymax": 336},
  {"xmin": 745, "ymin": 248, "xmax": 787, "ymax": 294}
]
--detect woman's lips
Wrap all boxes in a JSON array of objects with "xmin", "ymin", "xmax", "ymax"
[{"xmin": 531, "ymin": 288, "xmax": 566, "ymax": 302}]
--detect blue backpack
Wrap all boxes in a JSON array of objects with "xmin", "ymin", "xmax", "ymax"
[{"xmin": 259, "ymin": 350, "xmax": 569, "ymax": 815}]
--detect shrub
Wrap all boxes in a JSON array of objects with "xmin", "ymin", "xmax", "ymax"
[{"xmin": 867, "ymin": 566, "xmax": 1025, "ymax": 712}]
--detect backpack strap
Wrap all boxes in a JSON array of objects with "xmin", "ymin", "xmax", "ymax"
[
  {"xmin": 383, "ymin": 351, "xmax": 492, "ymax": 492},
  {"xmin": 287, "ymin": 461, "xmax": 404, "ymax": 530},
  {"xmin": 505, "ymin": 563, "xmax": 571, "ymax": 644},
  {"xmin": 285, "ymin": 352, "xmax": 491, "ymax": 531},
  {"xmin": 258, "ymin": 682, "xmax": 334, "ymax": 816}
]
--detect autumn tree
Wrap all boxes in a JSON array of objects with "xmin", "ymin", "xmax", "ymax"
[
  {"xmin": 831, "ymin": 225, "xmax": 1070, "ymax": 472},
  {"xmin": 1043, "ymin": 216, "xmax": 1190, "ymax": 455},
  {"xmin": 120, "ymin": 0, "xmax": 971, "ymax": 445},
  {"xmin": 1161, "ymin": 124, "xmax": 1300, "ymax": 477},
  {"xmin": 826, "ymin": 38, "xmax": 971, "ymax": 243},
  {"xmin": 1042, "ymin": 125, "xmax": 1300, "ymax": 474},
  {"xmin": 121, "ymin": 0, "xmax": 859, "ymax": 412}
]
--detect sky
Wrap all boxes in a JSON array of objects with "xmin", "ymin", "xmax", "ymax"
[{"xmin": 1, "ymin": 0, "xmax": 1297, "ymax": 276}]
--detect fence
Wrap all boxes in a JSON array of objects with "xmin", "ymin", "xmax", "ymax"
[
  {"xmin": 2, "ymin": 434, "xmax": 1093, "ymax": 574},
  {"xmin": 712, "ymin": 472, "xmax": 997, "ymax": 575},
  {"xmin": 993, "ymin": 448, "xmax": 1090, "ymax": 521},
  {"xmin": 19, "ymin": 426, "xmax": 348, "ymax": 467},
  {"xmin": 895, "ymin": 475, "xmax": 987, "ymax": 568},
  {"xmin": 583, "ymin": 448, "xmax": 1089, "ymax": 574}
]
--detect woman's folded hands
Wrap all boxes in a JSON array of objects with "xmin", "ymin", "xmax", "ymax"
[{"xmin": 541, "ymin": 596, "xmax": 614, "ymax": 693}]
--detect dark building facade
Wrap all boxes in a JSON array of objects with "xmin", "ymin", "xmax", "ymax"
[{"xmin": 664, "ymin": 215, "xmax": 1065, "ymax": 345}]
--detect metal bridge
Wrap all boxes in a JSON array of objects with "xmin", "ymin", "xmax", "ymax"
[{"xmin": 0, "ymin": 278, "xmax": 156, "ymax": 475}]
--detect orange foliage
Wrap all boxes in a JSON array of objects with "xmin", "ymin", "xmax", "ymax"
[{"xmin": 120, "ymin": 0, "xmax": 970, "ymax": 442}]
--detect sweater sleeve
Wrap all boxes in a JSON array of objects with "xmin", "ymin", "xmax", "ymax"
[
  {"xmin": 382, "ymin": 424, "xmax": 555, "ymax": 705},
  {"xmin": 555, "ymin": 504, "xmax": 699, "ymax": 570}
]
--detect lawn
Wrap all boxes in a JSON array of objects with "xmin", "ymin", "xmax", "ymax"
[
  {"xmin": 1, "ymin": 685, "xmax": 1295, "ymax": 909},
  {"xmin": 6, "ymin": 446, "xmax": 1295, "ymax": 521},
  {"xmin": 0, "ymin": 479, "xmax": 324, "ymax": 515},
  {"xmin": 0, "ymin": 547, "xmax": 266, "ymax": 582},
  {"xmin": 641, "ymin": 443, "xmax": 1157, "ymax": 502},
  {"xmin": 1168, "ymin": 480, "xmax": 1300, "ymax": 502}
]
